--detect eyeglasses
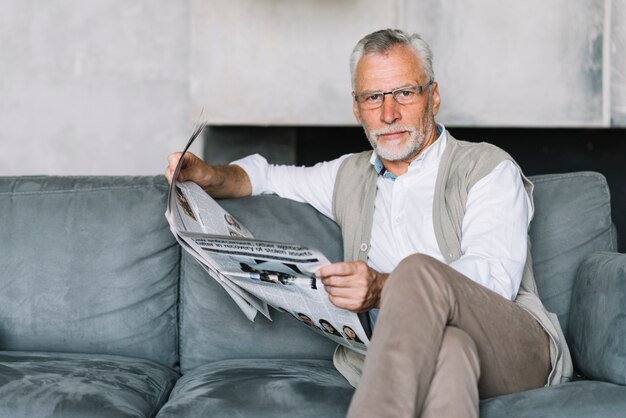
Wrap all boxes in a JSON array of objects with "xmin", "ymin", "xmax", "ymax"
[{"xmin": 354, "ymin": 80, "xmax": 434, "ymax": 110}]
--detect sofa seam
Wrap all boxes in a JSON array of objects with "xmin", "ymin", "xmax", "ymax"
[
  {"xmin": 529, "ymin": 171, "xmax": 605, "ymax": 184},
  {"xmin": 178, "ymin": 247, "xmax": 185, "ymax": 376},
  {"xmin": 610, "ymin": 223, "xmax": 618, "ymax": 251},
  {"xmin": 148, "ymin": 371, "xmax": 178, "ymax": 418},
  {"xmin": 0, "ymin": 184, "xmax": 170, "ymax": 197},
  {"xmin": 530, "ymin": 171, "xmax": 611, "ymax": 216}
]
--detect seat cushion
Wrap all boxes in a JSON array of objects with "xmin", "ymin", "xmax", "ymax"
[
  {"xmin": 156, "ymin": 359, "xmax": 354, "ymax": 418},
  {"xmin": 0, "ymin": 351, "xmax": 179, "ymax": 418},
  {"xmin": 480, "ymin": 380, "xmax": 626, "ymax": 418}
]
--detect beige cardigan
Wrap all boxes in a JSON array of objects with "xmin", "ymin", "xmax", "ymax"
[{"xmin": 331, "ymin": 132, "xmax": 573, "ymax": 388}]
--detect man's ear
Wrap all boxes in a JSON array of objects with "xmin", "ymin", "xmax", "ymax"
[
  {"xmin": 431, "ymin": 82, "xmax": 441, "ymax": 116},
  {"xmin": 352, "ymin": 92, "xmax": 362, "ymax": 124}
]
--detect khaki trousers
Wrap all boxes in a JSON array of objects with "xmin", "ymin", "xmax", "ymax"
[{"xmin": 347, "ymin": 254, "xmax": 551, "ymax": 418}]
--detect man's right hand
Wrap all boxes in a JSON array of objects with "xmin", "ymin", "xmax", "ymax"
[
  {"xmin": 317, "ymin": 261, "xmax": 389, "ymax": 313},
  {"xmin": 165, "ymin": 152, "xmax": 253, "ymax": 198},
  {"xmin": 165, "ymin": 152, "xmax": 212, "ymax": 188}
]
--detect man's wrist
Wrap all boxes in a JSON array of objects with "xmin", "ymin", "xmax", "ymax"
[
  {"xmin": 373, "ymin": 271, "xmax": 389, "ymax": 309},
  {"xmin": 203, "ymin": 165, "xmax": 251, "ymax": 198},
  {"xmin": 200, "ymin": 166, "xmax": 219, "ymax": 194}
]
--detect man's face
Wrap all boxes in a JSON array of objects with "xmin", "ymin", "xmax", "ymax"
[{"xmin": 352, "ymin": 45, "xmax": 440, "ymax": 164}]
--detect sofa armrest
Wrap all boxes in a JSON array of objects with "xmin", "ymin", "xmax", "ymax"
[{"xmin": 568, "ymin": 251, "xmax": 626, "ymax": 385}]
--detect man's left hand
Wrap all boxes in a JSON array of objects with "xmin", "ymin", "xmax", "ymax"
[{"xmin": 316, "ymin": 261, "xmax": 389, "ymax": 313}]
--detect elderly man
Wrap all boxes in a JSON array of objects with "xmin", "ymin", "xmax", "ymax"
[{"xmin": 166, "ymin": 29, "xmax": 572, "ymax": 418}]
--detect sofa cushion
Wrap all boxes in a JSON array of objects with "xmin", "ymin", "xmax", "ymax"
[
  {"xmin": 480, "ymin": 380, "xmax": 626, "ymax": 418},
  {"xmin": 179, "ymin": 195, "xmax": 342, "ymax": 372},
  {"xmin": 0, "ymin": 351, "xmax": 178, "ymax": 418},
  {"xmin": 569, "ymin": 252, "xmax": 626, "ymax": 384},
  {"xmin": 156, "ymin": 359, "xmax": 353, "ymax": 418},
  {"xmin": 528, "ymin": 172, "xmax": 615, "ymax": 335},
  {"xmin": 0, "ymin": 176, "xmax": 179, "ymax": 368}
]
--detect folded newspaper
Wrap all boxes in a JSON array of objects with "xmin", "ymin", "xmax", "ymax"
[{"xmin": 165, "ymin": 125, "xmax": 369, "ymax": 354}]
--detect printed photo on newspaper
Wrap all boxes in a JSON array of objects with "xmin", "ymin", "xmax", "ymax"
[{"xmin": 165, "ymin": 124, "xmax": 370, "ymax": 354}]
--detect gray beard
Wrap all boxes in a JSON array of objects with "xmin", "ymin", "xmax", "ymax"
[
  {"xmin": 365, "ymin": 125, "xmax": 427, "ymax": 161},
  {"xmin": 364, "ymin": 97, "xmax": 435, "ymax": 162}
]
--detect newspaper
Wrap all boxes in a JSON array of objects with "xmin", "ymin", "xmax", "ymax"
[{"xmin": 165, "ymin": 125, "xmax": 369, "ymax": 354}]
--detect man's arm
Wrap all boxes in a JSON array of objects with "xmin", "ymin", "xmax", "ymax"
[
  {"xmin": 234, "ymin": 153, "xmax": 350, "ymax": 220},
  {"xmin": 165, "ymin": 152, "xmax": 252, "ymax": 198},
  {"xmin": 168, "ymin": 151, "xmax": 383, "ymax": 311},
  {"xmin": 448, "ymin": 160, "xmax": 532, "ymax": 300}
]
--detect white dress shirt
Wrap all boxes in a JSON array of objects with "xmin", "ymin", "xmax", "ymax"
[{"xmin": 233, "ymin": 124, "xmax": 533, "ymax": 307}]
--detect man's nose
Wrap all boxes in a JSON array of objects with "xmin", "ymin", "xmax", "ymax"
[{"xmin": 381, "ymin": 94, "xmax": 401, "ymax": 124}]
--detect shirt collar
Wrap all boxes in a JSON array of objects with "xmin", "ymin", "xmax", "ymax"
[{"xmin": 370, "ymin": 123, "xmax": 447, "ymax": 180}]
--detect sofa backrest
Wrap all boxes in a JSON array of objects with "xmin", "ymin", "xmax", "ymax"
[
  {"xmin": 178, "ymin": 195, "xmax": 342, "ymax": 373},
  {"xmin": 179, "ymin": 172, "xmax": 617, "ymax": 372},
  {"xmin": 528, "ymin": 172, "xmax": 616, "ymax": 337},
  {"xmin": 1, "ymin": 172, "xmax": 615, "ymax": 373},
  {"xmin": 0, "ymin": 176, "xmax": 179, "ymax": 369}
]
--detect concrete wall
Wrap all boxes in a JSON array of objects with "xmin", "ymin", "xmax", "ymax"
[
  {"xmin": 403, "ymin": 0, "xmax": 607, "ymax": 127},
  {"xmin": 189, "ymin": 0, "xmax": 401, "ymax": 126},
  {"xmin": 0, "ymin": 0, "xmax": 195, "ymax": 176},
  {"xmin": 1, "ymin": 0, "xmax": 624, "ymax": 175},
  {"xmin": 612, "ymin": 0, "xmax": 626, "ymax": 124},
  {"xmin": 192, "ymin": 0, "xmax": 612, "ymax": 127}
]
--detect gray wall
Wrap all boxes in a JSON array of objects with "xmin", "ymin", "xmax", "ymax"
[
  {"xmin": 612, "ymin": 0, "xmax": 626, "ymax": 125},
  {"xmin": 1, "ymin": 0, "xmax": 195, "ymax": 176},
  {"xmin": 404, "ymin": 0, "xmax": 607, "ymax": 127},
  {"xmin": 1, "ymin": 0, "xmax": 624, "ymax": 175}
]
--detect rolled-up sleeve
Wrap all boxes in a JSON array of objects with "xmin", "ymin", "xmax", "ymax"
[
  {"xmin": 230, "ymin": 154, "xmax": 270, "ymax": 196},
  {"xmin": 231, "ymin": 153, "xmax": 350, "ymax": 220}
]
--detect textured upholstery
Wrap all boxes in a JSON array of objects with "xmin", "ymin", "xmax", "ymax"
[
  {"xmin": 569, "ymin": 252, "xmax": 626, "ymax": 385},
  {"xmin": 157, "ymin": 359, "xmax": 353, "ymax": 418},
  {"xmin": 0, "ymin": 351, "xmax": 178, "ymax": 418},
  {"xmin": 0, "ymin": 173, "xmax": 624, "ymax": 417},
  {"xmin": 528, "ymin": 172, "xmax": 615, "ymax": 335},
  {"xmin": 0, "ymin": 176, "xmax": 179, "ymax": 369},
  {"xmin": 480, "ymin": 380, "xmax": 626, "ymax": 418},
  {"xmin": 178, "ymin": 195, "xmax": 342, "ymax": 373}
]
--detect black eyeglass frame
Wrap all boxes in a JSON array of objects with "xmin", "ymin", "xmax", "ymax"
[{"xmin": 354, "ymin": 79, "xmax": 434, "ymax": 108}]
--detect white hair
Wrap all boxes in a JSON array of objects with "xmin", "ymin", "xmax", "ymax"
[{"xmin": 349, "ymin": 29, "xmax": 435, "ymax": 89}]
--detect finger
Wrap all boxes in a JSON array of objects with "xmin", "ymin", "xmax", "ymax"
[
  {"xmin": 327, "ymin": 295, "xmax": 361, "ymax": 312},
  {"xmin": 317, "ymin": 262, "xmax": 355, "ymax": 278},
  {"xmin": 167, "ymin": 152, "xmax": 183, "ymax": 169},
  {"xmin": 168, "ymin": 153, "xmax": 196, "ymax": 182},
  {"xmin": 165, "ymin": 167, "xmax": 184, "ymax": 183},
  {"xmin": 321, "ymin": 275, "xmax": 358, "ymax": 288},
  {"xmin": 323, "ymin": 268, "xmax": 372, "ymax": 287}
]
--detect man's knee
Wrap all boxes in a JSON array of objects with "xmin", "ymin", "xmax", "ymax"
[
  {"xmin": 390, "ymin": 253, "xmax": 443, "ymax": 281},
  {"xmin": 383, "ymin": 253, "xmax": 451, "ymax": 299}
]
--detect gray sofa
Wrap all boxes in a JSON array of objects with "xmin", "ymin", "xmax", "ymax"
[{"xmin": 0, "ymin": 172, "xmax": 624, "ymax": 418}]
